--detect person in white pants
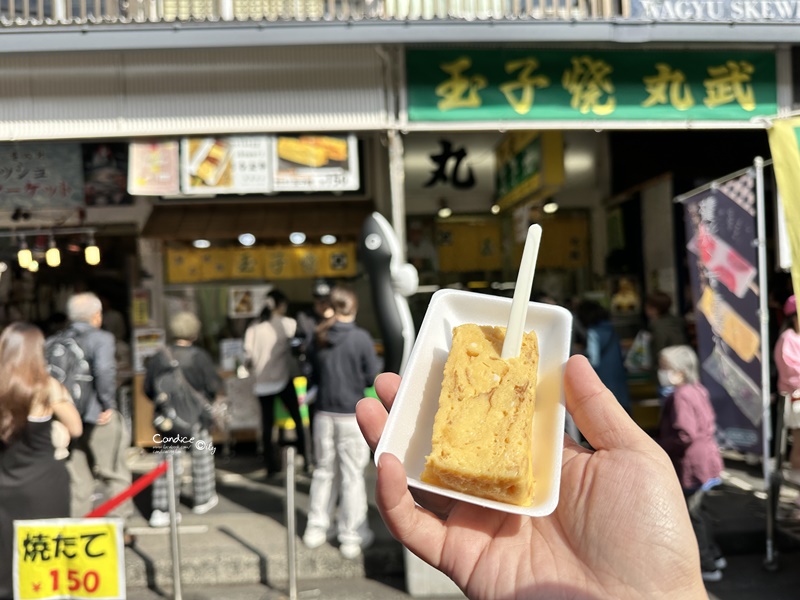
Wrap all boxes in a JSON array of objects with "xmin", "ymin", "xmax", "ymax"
[
  {"xmin": 302, "ymin": 286, "xmax": 380, "ymax": 559},
  {"xmin": 305, "ymin": 414, "xmax": 372, "ymax": 556}
]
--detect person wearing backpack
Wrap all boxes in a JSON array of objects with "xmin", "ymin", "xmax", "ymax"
[
  {"xmin": 57, "ymin": 292, "xmax": 134, "ymax": 542},
  {"xmin": 144, "ymin": 311, "xmax": 223, "ymax": 527},
  {"xmin": 0, "ymin": 322, "xmax": 83, "ymax": 600}
]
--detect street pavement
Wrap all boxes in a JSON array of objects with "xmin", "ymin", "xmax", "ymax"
[{"xmin": 122, "ymin": 443, "xmax": 800, "ymax": 599}]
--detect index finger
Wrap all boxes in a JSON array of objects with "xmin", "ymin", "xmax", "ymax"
[
  {"xmin": 356, "ymin": 397, "xmax": 387, "ymax": 452},
  {"xmin": 564, "ymin": 355, "xmax": 655, "ymax": 452},
  {"xmin": 374, "ymin": 372, "xmax": 401, "ymax": 411},
  {"xmin": 357, "ymin": 373, "xmax": 401, "ymax": 454}
]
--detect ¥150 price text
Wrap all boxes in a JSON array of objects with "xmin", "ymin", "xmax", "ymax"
[{"xmin": 47, "ymin": 569, "xmax": 101, "ymax": 593}]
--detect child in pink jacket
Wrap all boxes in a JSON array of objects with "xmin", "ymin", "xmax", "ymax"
[
  {"xmin": 658, "ymin": 345, "xmax": 725, "ymax": 582},
  {"xmin": 775, "ymin": 295, "xmax": 800, "ymax": 480}
]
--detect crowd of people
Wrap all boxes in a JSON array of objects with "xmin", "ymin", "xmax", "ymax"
[
  {"xmin": 0, "ymin": 292, "xmax": 134, "ymax": 599},
  {"xmin": 3, "ymin": 278, "xmax": 800, "ymax": 597}
]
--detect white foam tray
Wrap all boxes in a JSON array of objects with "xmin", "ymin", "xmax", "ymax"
[{"xmin": 375, "ymin": 288, "xmax": 572, "ymax": 517}]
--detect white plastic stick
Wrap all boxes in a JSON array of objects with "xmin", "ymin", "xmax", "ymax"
[{"xmin": 501, "ymin": 224, "xmax": 542, "ymax": 359}]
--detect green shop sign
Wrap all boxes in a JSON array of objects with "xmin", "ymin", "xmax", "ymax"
[{"xmin": 406, "ymin": 49, "xmax": 777, "ymax": 122}]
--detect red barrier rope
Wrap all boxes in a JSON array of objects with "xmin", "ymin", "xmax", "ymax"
[{"xmin": 84, "ymin": 461, "xmax": 169, "ymax": 518}]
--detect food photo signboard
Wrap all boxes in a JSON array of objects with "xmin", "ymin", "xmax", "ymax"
[
  {"xmin": 227, "ymin": 285, "xmax": 272, "ymax": 319},
  {"xmin": 128, "ymin": 141, "xmax": 180, "ymax": 196},
  {"xmin": 272, "ymin": 134, "xmax": 360, "ymax": 192},
  {"xmin": 181, "ymin": 136, "xmax": 272, "ymax": 195}
]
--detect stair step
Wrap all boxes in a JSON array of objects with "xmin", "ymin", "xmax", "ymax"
[{"xmin": 124, "ymin": 514, "xmax": 403, "ymax": 589}]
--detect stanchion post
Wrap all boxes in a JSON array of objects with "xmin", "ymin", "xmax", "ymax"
[
  {"xmin": 765, "ymin": 393, "xmax": 786, "ymax": 572},
  {"xmin": 166, "ymin": 452, "xmax": 183, "ymax": 600},
  {"xmin": 755, "ymin": 157, "xmax": 777, "ymax": 571},
  {"xmin": 285, "ymin": 446, "xmax": 298, "ymax": 600}
]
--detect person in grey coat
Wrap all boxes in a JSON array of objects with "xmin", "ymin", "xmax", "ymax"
[{"xmin": 62, "ymin": 292, "xmax": 134, "ymax": 542}]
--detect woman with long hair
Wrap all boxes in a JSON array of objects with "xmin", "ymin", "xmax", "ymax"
[{"xmin": 0, "ymin": 322, "xmax": 82, "ymax": 600}]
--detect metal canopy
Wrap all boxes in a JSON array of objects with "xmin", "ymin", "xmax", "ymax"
[
  {"xmin": 0, "ymin": 22, "xmax": 790, "ymax": 54},
  {"xmin": 0, "ymin": 45, "xmax": 390, "ymax": 141}
]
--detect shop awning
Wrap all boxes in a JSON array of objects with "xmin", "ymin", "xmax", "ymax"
[
  {"xmin": 141, "ymin": 200, "xmax": 374, "ymax": 242},
  {"xmin": 0, "ymin": 46, "xmax": 390, "ymax": 141}
]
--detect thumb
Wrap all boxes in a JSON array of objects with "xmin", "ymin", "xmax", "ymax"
[{"xmin": 564, "ymin": 355, "xmax": 653, "ymax": 452}]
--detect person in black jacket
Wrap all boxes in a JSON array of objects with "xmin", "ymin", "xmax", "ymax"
[
  {"xmin": 144, "ymin": 311, "xmax": 223, "ymax": 527},
  {"xmin": 302, "ymin": 286, "xmax": 380, "ymax": 560}
]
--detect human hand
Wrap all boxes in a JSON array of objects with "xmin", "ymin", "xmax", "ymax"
[
  {"xmin": 96, "ymin": 409, "xmax": 114, "ymax": 425},
  {"xmin": 356, "ymin": 355, "xmax": 705, "ymax": 600}
]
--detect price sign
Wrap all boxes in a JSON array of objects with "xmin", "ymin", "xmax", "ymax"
[{"xmin": 13, "ymin": 518, "xmax": 125, "ymax": 600}]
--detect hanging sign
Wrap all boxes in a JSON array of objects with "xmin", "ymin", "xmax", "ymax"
[
  {"xmin": 0, "ymin": 143, "xmax": 84, "ymax": 209},
  {"xmin": 131, "ymin": 288, "xmax": 152, "ymax": 328},
  {"xmin": 495, "ymin": 131, "xmax": 564, "ymax": 210},
  {"xmin": 682, "ymin": 171, "xmax": 763, "ymax": 453},
  {"xmin": 229, "ymin": 248, "xmax": 264, "ymax": 280},
  {"xmin": 272, "ymin": 134, "xmax": 360, "ymax": 192},
  {"xmin": 128, "ymin": 141, "xmax": 180, "ymax": 196},
  {"xmin": 181, "ymin": 136, "xmax": 271, "ymax": 195},
  {"xmin": 437, "ymin": 220, "xmax": 503, "ymax": 273},
  {"xmin": 13, "ymin": 518, "xmax": 125, "ymax": 600},
  {"xmin": 263, "ymin": 247, "xmax": 295, "ymax": 279},
  {"xmin": 407, "ymin": 49, "xmax": 777, "ymax": 122},
  {"xmin": 83, "ymin": 144, "xmax": 132, "ymax": 206},
  {"xmin": 318, "ymin": 243, "xmax": 357, "ymax": 277},
  {"xmin": 228, "ymin": 286, "xmax": 271, "ymax": 319},
  {"xmin": 165, "ymin": 245, "xmax": 358, "ymax": 284},
  {"xmin": 133, "ymin": 328, "xmax": 165, "ymax": 373},
  {"xmin": 199, "ymin": 249, "xmax": 231, "ymax": 281},
  {"xmin": 289, "ymin": 246, "xmax": 323, "ymax": 278},
  {"xmin": 165, "ymin": 248, "xmax": 202, "ymax": 284}
]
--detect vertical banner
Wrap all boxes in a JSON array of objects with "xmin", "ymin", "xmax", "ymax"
[
  {"xmin": 682, "ymin": 171, "xmax": 763, "ymax": 453},
  {"xmin": 768, "ymin": 118, "xmax": 800, "ymax": 296}
]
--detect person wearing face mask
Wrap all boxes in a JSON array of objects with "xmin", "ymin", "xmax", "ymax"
[{"xmin": 657, "ymin": 345, "xmax": 725, "ymax": 583}]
